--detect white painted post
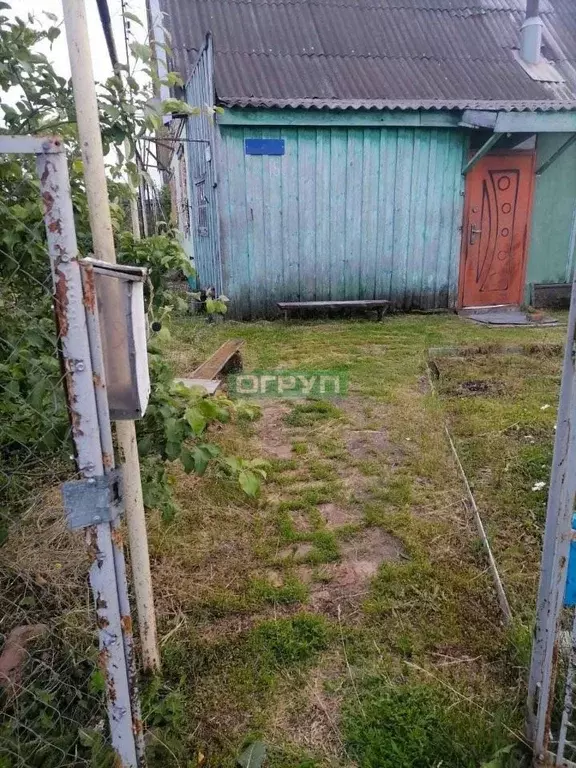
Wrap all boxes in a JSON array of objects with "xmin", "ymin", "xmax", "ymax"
[{"xmin": 61, "ymin": 0, "xmax": 160, "ymax": 672}]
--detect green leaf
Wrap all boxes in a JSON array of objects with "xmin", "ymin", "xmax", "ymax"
[
  {"xmin": 165, "ymin": 417, "xmax": 182, "ymax": 444},
  {"xmin": 129, "ymin": 41, "xmax": 152, "ymax": 62},
  {"xmin": 180, "ymin": 447, "xmax": 195, "ymax": 473},
  {"xmin": 192, "ymin": 446, "xmax": 212, "ymax": 475},
  {"xmin": 185, "ymin": 407, "xmax": 207, "ymax": 436},
  {"xmin": 89, "ymin": 669, "xmax": 106, "ymax": 694},
  {"xmin": 46, "ymin": 27, "xmax": 60, "ymax": 42},
  {"xmin": 198, "ymin": 442, "xmax": 220, "ymax": 458},
  {"xmin": 237, "ymin": 741, "xmax": 267, "ymax": 768},
  {"xmin": 123, "ymin": 10, "xmax": 143, "ymax": 25},
  {"xmin": 238, "ymin": 469, "xmax": 261, "ymax": 497},
  {"xmin": 480, "ymin": 745, "xmax": 515, "ymax": 768}
]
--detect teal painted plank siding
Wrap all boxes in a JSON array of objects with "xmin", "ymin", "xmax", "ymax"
[
  {"xmin": 218, "ymin": 125, "xmax": 466, "ymax": 317},
  {"xmin": 527, "ymin": 134, "xmax": 576, "ymax": 293}
]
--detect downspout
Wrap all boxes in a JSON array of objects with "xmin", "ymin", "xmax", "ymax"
[{"xmin": 520, "ymin": 0, "xmax": 543, "ymax": 65}]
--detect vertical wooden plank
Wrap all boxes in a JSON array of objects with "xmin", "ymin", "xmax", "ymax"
[
  {"xmin": 330, "ymin": 128, "xmax": 348, "ymax": 300},
  {"xmin": 407, "ymin": 130, "xmax": 430, "ymax": 308},
  {"xmin": 298, "ymin": 128, "xmax": 317, "ymax": 301},
  {"xmin": 447, "ymin": 131, "xmax": 466, "ymax": 308},
  {"xmin": 263, "ymin": 127, "xmax": 284, "ymax": 316},
  {"xmin": 434, "ymin": 130, "xmax": 453, "ymax": 309},
  {"xmin": 217, "ymin": 127, "xmax": 231, "ymax": 297},
  {"xmin": 375, "ymin": 128, "xmax": 396, "ymax": 300},
  {"xmin": 393, "ymin": 128, "xmax": 415, "ymax": 308},
  {"xmin": 360, "ymin": 128, "xmax": 379, "ymax": 300},
  {"xmin": 244, "ymin": 127, "xmax": 265, "ymax": 316},
  {"xmin": 281, "ymin": 128, "xmax": 300, "ymax": 301},
  {"xmin": 220, "ymin": 127, "xmax": 250, "ymax": 318},
  {"xmin": 421, "ymin": 128, "xmax": 440, "ymax": 310},
  {"xmin": 344, "ymin": 128, "xmax": 363, "ymax": 299},
  {"xmin": 315, "ymin": 129, "xmax": 332, "ymax": 301}
]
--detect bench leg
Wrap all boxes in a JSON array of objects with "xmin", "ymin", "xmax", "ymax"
[
  {"xmin": 376, "ymin": 307, "xmax": 383, "ymax": 321},
  {"xmin": 284, "ymin": 310, "xmax": 288, "ymax": 322}
]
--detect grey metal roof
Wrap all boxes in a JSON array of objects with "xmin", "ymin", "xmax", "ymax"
[{"xmin": 159, "ymin": 0, "xmax": 576, "ymax": 110}]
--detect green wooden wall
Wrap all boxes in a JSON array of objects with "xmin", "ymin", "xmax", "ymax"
[
  {"xmin": 527, "ymin": 133, "xmax": 576, "ymax": 293},
  {"xmin": 217, "ymin": 125, "xmax": 466, "ymax": 318}
]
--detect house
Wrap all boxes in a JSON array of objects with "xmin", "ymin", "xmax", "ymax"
[{"xmin": 153, "ymin": 0, "xmax": 576, "ymax": 318}]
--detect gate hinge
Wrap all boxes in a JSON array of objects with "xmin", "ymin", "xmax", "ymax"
[{"xmin": 62, "ymin": 470, "xmax": 124, "ymax": 530}]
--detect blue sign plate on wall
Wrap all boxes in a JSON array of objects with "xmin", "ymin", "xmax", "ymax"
[
  {"xmin": 245, "ymin": 138, "xmax": 285, "ymax": 156},
  {"xmin": 565, "ymin": 514, "xmax": 576, "ymax": 606}
]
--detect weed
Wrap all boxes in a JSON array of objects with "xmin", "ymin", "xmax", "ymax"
[
  {"xmin": 284, "ymin": 400, "xmax": 343, "ymax": 427},
  {"xmin": 343, "ymin": 679, "xmax": 519, "ymax": 768},
  {"xmin": 248, "ymin": 576, "xmax": 309, "ymax": 605},
  {"xmin": 249, "ymin": 615, "xmax": 333, "ymax": 667}
]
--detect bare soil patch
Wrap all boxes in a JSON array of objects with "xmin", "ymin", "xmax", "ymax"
[
  {"xmin": 268, "ymin": 654, "xmax": 348, "ymax": 762},
  {"xmin": 453, "ymin": 379, "xmax": 504, "ymax": 397},
  {"xmin": 309, "ymin": 528, "xmax": 404, "ymax": 617},
  {"xmin": 256, "ymin": 404, "xmax": 294, "ymax": 459},
  {"xmin": 345, "ymin": 429, "xmax": 390, "ymax": 458},
  {"xmin": 318, "ymin": 503, "xmax": 363, "ymax": 529}
]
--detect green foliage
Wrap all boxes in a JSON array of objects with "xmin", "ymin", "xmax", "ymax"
[
  {"xmin": 191, "ymin": 292, "xmax": 230, "ymax": 316},
  {"xmin": 343, "ymin": 680, "xmax": 518, "ymax": 768},
  {"xmin": 237, "ymin": 741, "xmax": 267, "ymax": 768},
  {"xmin": 138, "ymin": 354, "xmax": 267, "ymax": 519},
  {"xmin": 247, "ymin": 576, "xmax": 309, "ymax": 605},
  {"xmin": 284, "ymin": 399, "xmax": 343, "ymax": 427},
  {"xmin": 248, "ymin": 614, "xmax": 332, "ymax": 668},
  {"xmin": 116, "ymin": 231, "xmax": 194, "ymax": 310}
]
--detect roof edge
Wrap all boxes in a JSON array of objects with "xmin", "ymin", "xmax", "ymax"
[{"xmin": 218, "ymin": 97, "xmax": 576, "ymax": 112}]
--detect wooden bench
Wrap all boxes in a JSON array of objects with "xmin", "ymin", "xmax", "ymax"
[
  {"xmin": 277, "ymin": 300, "xmax": 391, "ymax": 321},
  {"xmin": 175, "ymin": 339, "xmax": 244, "ymax": 394}
]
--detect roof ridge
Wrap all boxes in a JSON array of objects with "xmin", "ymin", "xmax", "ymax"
[
  {"xmin": 184, "ymin": 48, "xmax": 543, "ymax": 64},
  {"xmin": 180, "ymin": 0, "xmax": 544, "ymax": 13}
]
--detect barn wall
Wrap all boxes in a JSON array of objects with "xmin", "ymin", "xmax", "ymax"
[
  {"xmin": 527, "ymin": 133, "xmax": 576, "ymax": 295},
  {"xmin": 217, "ymin": 124, "xmax": 467, "ymax": 318}
]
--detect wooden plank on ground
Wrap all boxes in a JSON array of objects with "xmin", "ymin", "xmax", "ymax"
[{"xmin": 192, "ymin": 339, "xmax": 244, "ymax": 380}]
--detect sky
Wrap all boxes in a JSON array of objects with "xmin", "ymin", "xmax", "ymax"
[{"xmin": 17, "ymin": 0, "xmax": 149, "ymax": 85}]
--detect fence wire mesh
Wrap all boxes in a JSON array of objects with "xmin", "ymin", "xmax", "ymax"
[{"xmin": 0, "ymin": 150, "xmax": 114, "ymax": 766}]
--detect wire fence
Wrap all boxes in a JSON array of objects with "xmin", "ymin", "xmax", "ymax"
[{"xmin": 0, "ymin": 148, "xmax": 114, "ymax": 766}]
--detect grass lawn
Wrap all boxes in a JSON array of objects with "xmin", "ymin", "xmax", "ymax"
[
  {"xmin": 1, "ymin": 311, "xmax": 566, "ymax": 767},
  {"xmin": 140, "ymin": 311, "xmax": 566, "ymax": 767}
]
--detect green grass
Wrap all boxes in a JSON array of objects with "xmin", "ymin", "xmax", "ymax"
[
  {"xmin": 343, "ymin": 679, "xmax": 525, "ymax": 768},
  {"xmin": 148, "ymin": 312, "xmax": 567, "ymax": 766}
]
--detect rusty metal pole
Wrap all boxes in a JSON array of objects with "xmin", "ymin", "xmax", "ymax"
[
  {"xmin": 61, "ymin": 0, "xmax": 160, "ymax": 673},
  {"xmin": 36, "ymin": 138, "xmax": 138, "ymax": 767},
  {"xmin": 81, "ymin": 262, "xmax": 145, "ymax": 765}
]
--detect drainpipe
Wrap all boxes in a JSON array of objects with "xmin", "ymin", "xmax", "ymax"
[{"xmin": 520, "ymin": 0, "xmax": 543, "ymax": 65}]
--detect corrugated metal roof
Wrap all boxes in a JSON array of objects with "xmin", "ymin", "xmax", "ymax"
[{"xmin": 159, "ymin": 0, "xmax": 576, "ymax": 110}]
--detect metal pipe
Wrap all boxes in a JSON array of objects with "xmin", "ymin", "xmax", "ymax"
[
  {"xmin": 526, "ymin": 0, "xmax": 540, "ymax": 19},
  {"xmin": 95, "ymin": 0, "xmax": 119, "ymax": 70},
  {"xmin": 37, "ymin": 140, "xmax": 138, "ymax": 767},
  {"xmin": 520, "ymin": 0, "xmax": 543, "ymax": 65},
  {"xmin": 61, "ymin": 0, "xmax": 159, "ymax": 673}
]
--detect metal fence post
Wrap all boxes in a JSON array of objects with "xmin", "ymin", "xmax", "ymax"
[
  {"xmin": 36, "ymin": 137, "xmax": 140, "ymax": 767},
  {"xmin": 527, "ymin": 260, "xmax": 576, "ymax": 760}
]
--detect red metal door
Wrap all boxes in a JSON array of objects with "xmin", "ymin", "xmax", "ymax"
[{"xmin": 459, "ymin": 153, "xmax": 535, "ymax": 308}]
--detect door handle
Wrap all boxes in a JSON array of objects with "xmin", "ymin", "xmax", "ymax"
[{"xmin": 470, "ymin": 224, "xmax": 482, "ymax": 245}]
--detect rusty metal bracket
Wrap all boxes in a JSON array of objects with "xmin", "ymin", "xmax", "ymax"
[{"xmin": 62, "ymin": 470, "xmax": 123, "ymax": 529}]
